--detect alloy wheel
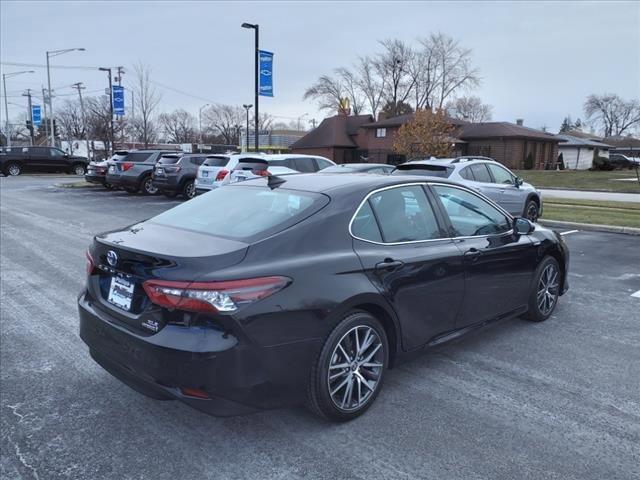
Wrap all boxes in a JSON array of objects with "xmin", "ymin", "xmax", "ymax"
[
  {"xmin": 327, "ymin": 325, "xmax": 384, "ymax": 412},
  {"xmin": 526, "ymin": 203, "xmax": 538, "ymax": 222},
  {"xmin": 74, "ymin": 165, "xmax": 86, "ymax": 175},
  {"xmin": 537, "ymin": 263, "xmax": 559, "ymax": 316},
  {"xmin": 143, "ymin": 178, "xmax": 158, "ymax": 195},
  {"xmin": 185, "ymin": 181, "xmax": 195, "ymax": 199},
  {"xmin": 8, "ymin": 164, "xmax": 21, "ymax": 176}
]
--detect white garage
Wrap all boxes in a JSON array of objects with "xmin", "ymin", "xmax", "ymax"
[{"xmin": 556, "ymin": 134, "xmax": 612, "ymax": 170}]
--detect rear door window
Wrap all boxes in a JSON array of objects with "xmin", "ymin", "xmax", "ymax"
[
  {"xmin": 351, "ymin": 201, "xmax": 383, "ymax": 242},
  {"xmin": 292, "ymin": 158, "xmax": 317, "ymax": 173},
  {"xmin": 459, "ymin": 166, "xmax": 474, "ymax": 180},
  {"xmin": 469, "ymin": 163, "xmax": 492, "ymax": 183},
  {"xmin": 124, "ymin": 152, "xmax": 153, "ymax": 163}
]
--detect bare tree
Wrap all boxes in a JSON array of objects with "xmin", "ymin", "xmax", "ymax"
[
  {"xmin": 335, "ymin": 67, "xmax": 364, "ymax": 115},
  {"xmin": 303, "ymin": 74, "xmax": 345, "ymax": 113},
  {"xmin": 446, "ymin": 96, "xmax": 493, "ymax": 122},
  {"xmin": 374, "ymin": 39, "xmax": 415, "ymax": 116},
  {"xmin": 57, "ymin": 99, "xmax": 85, "ymax": 139},
  {"xmin": 584, "ymin": 94, "xmax": 640, "ymax": 137},
  {"xmin": 132, "ymin": 62, "xmax": 161, "ymax": 147},
  {"xmin": 85, "ymin": 96, "xmax": 114, "ymax": 150},
  {"xmin": 158, "ymin": 109, "xmax": 196, "ymax": 143},
  {"xmin": 252, "ymin": 111, "xmax": 274, "ymax": 131},
  {"xmin": 355, "ymin": 56, "xmax": 386, "ymax": 118},
  {"xmin": 202, "ymin": 104, "xmax": 244, "ymax": 144}
]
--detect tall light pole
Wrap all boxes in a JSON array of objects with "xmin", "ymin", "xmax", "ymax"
[
  {"xmin": 99, "ymin": 67, "xmax": 114, "ymax": 156},
  {"xmin": 72, "ymin": 82, "xmax": 90, "ymax": 160},
  {"xmin": 242, "ymin": 104, "xmax": 252, "ymax": 152},
  {"xmin": 22, "ymin": 89, "xmax": 35, "ymax": 145},
  {"xmin": 241, "ymin": 22, "xmax": 259, "ymax": 152},
  {"xmin": 2, "ymin": 70, "xmax": 34, "ymax": 147},
  {"xmin": 46, "ymin": 48, "xmax": 85, "ymax": 147},
  {"xmin": 198, "ymin": 103, "xmax": 209, "ymax": 146}
]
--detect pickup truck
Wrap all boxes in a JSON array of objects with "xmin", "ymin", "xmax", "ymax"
[{"xmin": 0, "ymin": 146, "xmax": 89, "ymax": 176}]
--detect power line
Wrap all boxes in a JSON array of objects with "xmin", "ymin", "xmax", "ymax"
[
  {"xmin": 147, "ymin": 79, "xmax": 218, "ymax": 104},
  {"xmin": 1, "ymin": 61, "xmax": 101, "ymax": 71}
]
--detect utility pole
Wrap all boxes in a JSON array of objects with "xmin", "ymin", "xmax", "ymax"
[
  {"xmin": 241, "ymin": 22, "xmax": 259, "ymax": 152},
  {"xmin": 242, "ymin": 104, "xmax": 252, "ymax": 152},
  {"xmin": 198, "ymin": 103, "xmax": 209, "ymax": 146},
  {"xmin": 41, "ymin": 86, "xmax": 49, "ymax": 141},
  {"xmin": 22, "ymin": 89, "xmax": 35, "ymax": 145},
  {"xmin": 99, "ymin": 67, "xmax": 114, "ymax": 155},
  {"xmin": 309, "ymin": 118, "xmax": 317, "ymax": 129},
  {"xmin": 72, "ymin": 82, "xmax": 90, "ymax": 161},
  {"xmin": 2, "ymin": 70, "xmax": 34, "ymax": 147}
]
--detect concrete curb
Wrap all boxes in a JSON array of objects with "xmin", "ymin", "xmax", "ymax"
[
  {"xmin": 539, "ymin": 219, "xmax": 640, "ymax": 235},
  {"xmin": 54, "ymin": 182, "xmax": 100, "ymax": 189},
  {"xmin": 539, "ymin": 186, "xmax": 640, "ymax": 194}
]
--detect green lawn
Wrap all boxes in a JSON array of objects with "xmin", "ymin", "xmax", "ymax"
[
  {"xmin": 512, "ymin": 169, "xmax": 640, "ymax": 193},
  {"xmin": 542, "ymin": 199, "xmax": 640, "ymax": 228}
]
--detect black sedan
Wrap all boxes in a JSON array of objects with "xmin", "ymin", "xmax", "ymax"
[{"xmin": 79, "ymin": 174, "xmax": 569, "ymax": 421}]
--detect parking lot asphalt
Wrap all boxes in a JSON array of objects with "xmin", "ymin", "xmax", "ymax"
[{"xmin": 1, "ymin": 175, "xmax": 639, "ymax": 480}]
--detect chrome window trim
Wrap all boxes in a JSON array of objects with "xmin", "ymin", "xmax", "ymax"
[{"xmin": 349, "ymin": 181, "xmax": 514, "ymax": 246}]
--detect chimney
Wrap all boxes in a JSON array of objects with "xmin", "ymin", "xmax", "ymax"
[{"xmin": 516, "ymin": 118, "xmax": 524, "ymax": 126}]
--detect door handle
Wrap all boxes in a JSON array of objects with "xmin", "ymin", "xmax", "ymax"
[
  {"xmin": 375, "ymin": 258, "xmax": 404, "ymax": 271},
  {"xmin": 464, "ymin": 248, "xmax": 482, "ymax": 262}
]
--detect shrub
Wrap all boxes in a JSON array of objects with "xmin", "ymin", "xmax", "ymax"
[
  {"xmin": 557, "ymin": 152, "xmax": 565, "ymax": 170},
  {"xmin": 591, "ymin": 156, "xmax": 614, "ymax": 171}
]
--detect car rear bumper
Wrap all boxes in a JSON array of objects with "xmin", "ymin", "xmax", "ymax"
[
  {"xmin": 78, "ymin": 290, "xmax": 318, "ymax": 416},
  {"xmin": 85, "ymin": 173, "xmax": 107, "ymax": 184},
  {"xmin": 106, "ymin": 173, "xmax": 138, "ymax": 188}
]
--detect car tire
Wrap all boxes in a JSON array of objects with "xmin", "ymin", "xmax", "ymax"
[
  {"xmin": 524, "ymin": 256, "xmax": 561, "ymax": 322},
  {"xmin": 5, "ymin": 162, "xmax": 22, "ymax": 176},
  {"xmin": 307, "ymin": 311, "xmax": 388, "ymax": 422},
  {"xmin": 140, "ymin": 176, "xmax": 158, "ymax": 195},
  {"xmin": 71, "ymin": 163, "xmax": 87, "ymax": 175},
  {"xmin": 182, "ymin": 180, "xmax": 196, "ymax": 199},
  {"xmin": 104, "ymin": 183, "xmax": 115, "ymax": 190},
  {"xmin": 524, "ymin": 199, "xmax": 539, "ymax": 222}
]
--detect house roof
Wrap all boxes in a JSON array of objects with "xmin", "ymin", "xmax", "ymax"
[
  {"xmin": 556, "ymin": 134, "xmax": 612, "ymax": 148},
  {"xmin": 362, "ymin": 113, "xmax": 467, "ymax": 128},
  {"xmin": 602, "ymin": 135, "xmax": 640, "ymax": 148},
  {"xmin": 561, "ymin": 129, "xmax": 603, "ymax": 141},
  {"xmin": 458, "ymin": 122, "xmax": 559, "ymax": 141},
  {"xmin": 290, "ymin": 114, "xmax": 373, "ymax": 149}
]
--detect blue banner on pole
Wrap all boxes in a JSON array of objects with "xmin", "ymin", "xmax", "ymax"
[
  {"xmin": 112, "ymin": 86, "xmax": 125, "ymax": 115},
  {"xmin": 32, "ymin": 105, "xmax": 41, "ymax": 127},
  {"xmin": 259, "ymin": 50, "xmax": 273, "ymax": 97}
]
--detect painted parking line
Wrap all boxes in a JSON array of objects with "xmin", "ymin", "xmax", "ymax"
[
  {"xmin": 631, "ymin": 290, "xmax": 640, "ymax": 299},
  {"xmin": 560, "ymin": 230, "xmax": 580, "ymax": 236}
]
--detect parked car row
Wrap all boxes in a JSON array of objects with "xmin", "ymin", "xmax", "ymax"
[
  {"xmin": 79, "ymin": 163, "xmax": 568, "ymax": 422},
  {"xmin": 0, "ymin": 146, "xmax": 89, "ymax": 176}
]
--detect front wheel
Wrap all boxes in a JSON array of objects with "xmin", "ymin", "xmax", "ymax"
[
  {"xmin": 104, "ymin": 183, "xmax": 115, "ymax": 190},
  {"xmin": 72, "ymin": 163, "xmax": 86, "ymax": 175},
  {"xmin": 524, "ymin": 256, "xmax": 561, "ymax": 322},
  {"xmin": 140, "ymin": 176, "xmax": 158, "ymax": 195},
  {"xmin": 524, "ymin": 200, "xmax": 539, "ymax": 222},
  {"xmin": 5, "ymin": 162, "xmax": 22, "ymax": 176},
  {"xmin": 307, "ymin": 311, "xmax": 388, "ymax": 422}
]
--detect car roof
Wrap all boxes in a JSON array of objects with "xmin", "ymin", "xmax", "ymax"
[
  {"xmin": 264, "ymin": 153, "xmax": 330, "ymax": 160},
  {"xmin": 330, "ymin": 163, "xmax": 390, "ymax": 168},
  {"xmin": 234, "ymin": 172, "xmax": 466, "ymax": 195}
]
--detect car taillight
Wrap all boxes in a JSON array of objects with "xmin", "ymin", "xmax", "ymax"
[
  {"xmin": 85, "ymin": 250, "xmax": 95, "ymax": 276},
  {"xmin": 121, "ymin": 162, "xmax": 134, "ymax": 171},
  {"xmin": 215, "ymin": 169, "xmax": 228, "ymax": 181},
  {"xmin": 142, "ymin": 276, "xmax": 290, "ymax": 314},
  {"xmin": 253, "ymin": 169, "xmax": 269, "ymax": 177}
]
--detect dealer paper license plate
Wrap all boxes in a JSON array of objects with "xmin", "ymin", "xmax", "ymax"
[{"xmin": 107, "ymin": 276, "xmax": 134, "ymax": 311}]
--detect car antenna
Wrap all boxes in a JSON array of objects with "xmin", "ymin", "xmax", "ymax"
[{"xmin": 267, "ymin": 175, "xmax": 286, "ymax": 190}]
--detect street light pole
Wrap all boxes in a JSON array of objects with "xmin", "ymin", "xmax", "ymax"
[
  {"xmin": 2, "ymin": 70, "xmax": 33, "ymax": 147},
  {"xmin": 22, "ymin": 89, "xmax": 34, "ymax": 145},
  {"xmin": 198, "ymin": 103, "xmax": 209, "ymax": 146},
  {"xmin": 99, "ymin": 67, "xmax": 114, "ymax": 156},
  {"xmin": 242, "ymin": 104, "xmax": 252, "ymax": 152},
  {"xmin": 241, "ymin": 22, "xmax": 259, "ymax": 152},
  {"xmin": 46, "ymin": 48, "xmax": 85, "ymax": 147}
]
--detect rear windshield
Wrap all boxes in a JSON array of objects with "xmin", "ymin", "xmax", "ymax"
[
  {"xmin": 111, "ymin": 153, "xmax": 128, "ymax": 162},
  {"xmin": 158, "ymin": 156, "xmax": 181, "ymax": 165},
  {"xmin": 204, "ymin": 156, "xmax": 229, "ymax": 167},
  {"xmin": 149, "ymin": 185, "xmax": 328, "ymax": 241},
  {"xmin": 123, "ymin": 152, "xmax": 153, "ymax": 163},
  {"xmin": 391, "ymin": 164, "xmax": 453, "ymax": 178}
]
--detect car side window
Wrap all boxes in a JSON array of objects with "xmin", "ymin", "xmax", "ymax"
[
  {"xmin": 50, "ymin": 148, "xmax": 64, "ymax": 157},
  {"xmin": 487, "ymin": 164, "xmax": 515, "ymax": 185},
  {"xmin": 351, "ymin": 201, "xmax": 383, "ymax": 242},
  {"xmin": 460, "ymin": 166, "xmax": 474, "ymax": 180},
  {"xmin": 368, "ymin": 186, "xmax": 441, "ymax": 243},
  {"xmin": 191, "ymin": 156, "xmax": 206, "ymax": 166},
  {"xmin": 469, "ymin": 164, "xmax": 492, "ymax": 183},
  {"xmin": 433, "ymin": 185, "xmax": 511, "ymax": 237},
  {"xmin": 315, "ymin": 158, "xmax": 333, "ymax": 170},
  {"xmin": 293, "ymin": 158, "xmax": 316, "ymax": 173}
]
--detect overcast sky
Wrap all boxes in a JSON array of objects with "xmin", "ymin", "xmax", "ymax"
[{"xmin": 1, "ymin": 0, "xmax": 639, "ymax": 132}]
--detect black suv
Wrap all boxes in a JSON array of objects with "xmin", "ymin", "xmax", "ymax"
[
  {"xmin": 151, "ymin": 153, "xmax": 207, "ymax": 199},
  {"xmin": 0, "ymin": 146, "xmax": 89, "ymax": 176},
  {"xmin": 105, "ymin": 150, "xmax": 178, "ymax": 195}
]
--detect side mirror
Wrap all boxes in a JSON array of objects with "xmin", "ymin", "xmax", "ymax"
[
  {"xmin": 515, "ymin": 177, "xmax": 523, "ymax": 187},
  {"xmin": 514, "ymin": 217, "xmax": 535, "ymax": 235}
]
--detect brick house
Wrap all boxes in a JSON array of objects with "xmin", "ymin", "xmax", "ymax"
[{"xmin": 291, "ymin": 113, "xmax": 560, "ymax": 169}]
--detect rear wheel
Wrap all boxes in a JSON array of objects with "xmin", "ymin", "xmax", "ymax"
[
  {"xmin": 524, "ymin": 199, "xmax": 539, "ymax": 222},
  {"xmin": 140, "ymin": 176, "xmax": 158, "ymax": 195},
  {"xmin": 307, "ymin": 311, "xmax": 388, "ymax": 422},
  {"xmin": 72, "ymin": 163, "xmax": 86, "ymax": 175},
  {"xmin": 182, "ymin": 180, "xmax": 196, "ymax": 199},
  {"xmin": 6, "ymin": 162, "xmax": 21, "ymax": 176},
  {"xmin": 524, "ymin": 256, "xmax": 560, "ymax": 322},
  {"xmin": 104, "ymin": 183, "xmax": 115, "ymax": 190}
]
